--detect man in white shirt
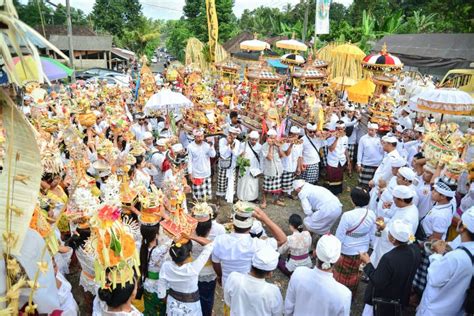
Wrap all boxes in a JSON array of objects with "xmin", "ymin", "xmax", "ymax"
[
  {"xmin": 148, "ymin": 138, "xmax": 168, "ymax": 188},
  {"xmin": 357, "ymin": 122, "xmax": 384, "ymax": 187},
  {"xmin": 216, "ymin": 127, "xmax": 242, "ymax": 204},
  {"xmin": 416, "ymin": 163, "xmax": 435, "ymax": 219},
  {"xmin": 397, "ymin": 106, "xmax": 413, "ymax": 130},
  {"xmin": 281, "ymin": 126, "xmax": 303, "ymax": 199},
  {"xmin": 417, "ymin": 207, "xmax": 474, "ymax": 316},
  {"xmin": 224, "ymin": 246, "xmax": 283, "ymax": 316},
  {"xmin": 237, "ymin": 131, "xmax": 262, "ymax": 202},
  {"xmin": 285, "ymin": 234, "xmax": 351, "ymax": 316},
  {"xmin": 130, "ymin": 112, "xmax": 152, "ymax": 141},
  {"xmin": 261, "ymin": 129, "xmax": 285, "ymax": 208},
  {"xmin": 212, "ymin": 206, "xmax": 286, "ymax": 315},
  {"xmin": 368, "ymin": 135, "xmax": 402, "ymax": 211},
  {"xmin": 341, "ymin": 106, "xmax": 360, "ymax": 176},
  {"xmin": 293, "ymin": 180, "xmax": 342, "ymax": 235},
  {"xmin": 370, "ymin": 185, "xmax": 419, "ymax": 268},
  {"xmin": 301, "ymin": 123, "xmax": 325, "ymax": 184},
  {"xmin": 333, "ymin": 187, "xmax": 376, "ymax": 292},
  {"xmin": 187, "ymin": 128, "xmax": 216, "ymax": 200},
  {"xmin": 326, "ymin": 121, "xmax": 349, "ymax": 195}
]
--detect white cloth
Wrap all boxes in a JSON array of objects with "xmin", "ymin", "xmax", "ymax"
[
  {"xmin": 187, "ymin": 141, "xmax": 216, "ymax": 178},
  {"xmin": 192, "ymin": 221, "xmax": 225, "ymax": 282},
  {"xmin": 421, "ymin": 203, "xmax": 454, "ymax": 240},
  {"xmin": 158, "ymin": 243, "xmax": 214, "ymax": 316},
  {"xmin": 149, "ymin": 150, "xmax": 167, "ymax": 187},
  {"xmin": 56, "ymin": 272, "xmax": 79, "ymax": 316},
  {"xmin": 225, "ymin": 272, "xmax": 284, "ymax": 316},
  {"xmin": 370, "ymin": 204, "xmax": 419, "ymax": 268},
  {"xmin": 219, "ymin": 137, "xmax": 242, "ymax": 202},
  {"xmin": 327, "ymin": 136, "xmax": 348, "ymax": 167},
  {"xmin": 285, "ymin": 267, "xmax": 351, "ymax": 316},
  {"xmin": 417, "ymin": 241, "xmax": 474, "ymax": 316},
  {"xmin": 302, "ymin": 135, "xmax": 325, "ymax": 165},
  {"xmin": 144, "ymin": 241, "xmax": 171, "ymax": 293},
  {"xmin": 356, "ymin": 134, "xmax": 384, "ymax": 167},
  {"xmin": 335, "ymin": 207, "xmax": 376, "ymax": 256},
  {"xmin": 237, "ymin": 142, "xmax": 262, "ymax": 201},
  {"xmin": 398, "ymin": 115, "xmax": 413, "ymax": 130},
  {"xmin": 372, "ymin": 150, "xmax": 401, "ymax": 185},
  {"xmin": 281, "ymin": 143, "xmax": 303, "ymax": 173},
  {"xmin": 416, "ymin": 181, "xmax": 434, "ymax": 218},
  {"xmin": 341, "ymin": 116, "xmax": 359, "ymax": 145},
  {"xmin": 93, "ymin": 299, "xmax": 142, "ymax": 316},
  {"xmin": 212, "ymin": 233, "xmax": 277, "ymax": 288},
  {"xmin": 278, "ymin": 231, "xmax": 312, "ymax": 272},
  {"xmin": 131, "ymin": 122, "xmax": 152, "ymax": 141},
  {"xmin": 261, "ymin": 143, "xmax": 283, "ymax": 177},
  {"xmin": 297, "ymin": 183, "xmax": 342, "ymax": 235}
]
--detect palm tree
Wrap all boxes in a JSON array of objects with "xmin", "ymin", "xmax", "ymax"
[
  {"xmin": 412, "ymin": 10, "xmax": 437, "ymax": 32},
  {"xmin": 358, "ymin": 10, "xmax": 377, "ymax": 53}
]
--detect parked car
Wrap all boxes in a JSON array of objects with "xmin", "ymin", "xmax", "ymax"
[
  {"xmin": 102, "ymin": 72, "xmax": 131, "ymax": 84},
  {"xmin": 75, "ymin": 68, "xmax": 122, "ymax": 80},
  {"xmin": 86, "ymin": 76, "xmax": 129, "ymax": 87},
  {"xmin": 151, "ymin": 56, "xmax": 158, "ymax": 63}
]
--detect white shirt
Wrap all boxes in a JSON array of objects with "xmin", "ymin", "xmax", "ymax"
[
  {"xmin": 192, "ymin": 221, "xmax": 225, "ymax": 282},
  {"xmin": 225, "ymin": 272, "xmax": 284, "ymax": 316},
  {"xmin": 187, "ymin": 141, "xmax": 216, "ymax": 178},
  {"xmin": 130, "ymin": 122, "xmax": 152, "ymax": 141},
  {"xmin": 157, "ymin": 243, "xmax": 214, "ymax": 298},
  {"xmin": 327, "ymin": 136, "xmax": 348, "ymax": 167},
  {"xmin": 285, "ymin": 267, "xmax": 351, "ymax": 316},
  {"xmin": 302, "ymin": 135, "xmax": 324, "ymax": 165},
  {"xmin": 372, "ymin": 149, "xmax": 401, "ymax": 185},
  {"xmin": 278, "ymin": 231, "xmax": 312, "ymax": 272},
  {"xmin": 417, "ymin": 241, "xmax": 474, "ymax": 316},
  {"xmin": 281, "ymin": 143, "xmax": 303, "ymax": 172},
  {"xmin": 298, "ymin": 183, "xmax": 342, "ymax": 234},
  {"xmin": 398, "ymin": 115, "xmax": 413, "ymax": 130},
  {"xmin": 335, "ymin": 207, "xmax": 376, "ymax": 256},
  {"xmin": 212, "ymin": 233, "xmax": 277, "ymax": 288},
  {"xmin": 416, "ymin": 181, "xmax": 433, "ymax": 218},
  {"xmin": 421, "ymin": 203, "xmax": 454, "ymax": 240},
  {"xmin": 149, "ymin": 150, "xmax": 166, "ymax": 187},
  {"xmin": 219, "ymin": 137, "xmax": 242, "ymax": 168},
  {"xmin": 341, "ymin": 116, "xmax": 359, "ymax": 144},
  {"xmin": 240, "ymin": 141, "xmax": 262, "ymax": 172},
  {"xmin": 357, "ymin": 134, "xmax": 384, "ymax": 167}
]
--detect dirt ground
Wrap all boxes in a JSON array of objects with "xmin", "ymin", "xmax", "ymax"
[{"xmin": 69, "ymin": 172, "xmax": 416, "ymax": 315}]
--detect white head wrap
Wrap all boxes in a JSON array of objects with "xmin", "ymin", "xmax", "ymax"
[
  {"xmin": 392, "ymin": 185, "xmax": 415, "ymax": 199},
  {"xmin": 143, "ymin": 132, "xmax": 153, "ymax": 140},
  {"xmin": 293, "ymin": 179, "xmax": 306, "ymax": 191},
  {"xmin": 171, "ymin": 143, "xmax": 184, "ymax": 153},
  {"xmin": 382, "ymin": 135, "xmax": 398, "ymax": 144},
  {"xmin": 316, "ymin": 234, "xmax": 341, "ymax": 270},
  {"xmin": 267, "ymin": 129, "xmax": 277, "ymax": 137},
  {"xmin": 368, "ymin": 123, "xmax": 379, "ymax": 130},
  {"xmin": 229, "ymin": 126, "xmax": 241, "ymax": 134},
  {"xmin": 433, "ymin": 180, "xmax": 455, "ymax": 198},
  {"xmin": 390, "ymin": 155, "xmax": 406, "ymax": 168},
  {"xmin": 252, "ymin": 246, "xmax": 280, "ymax": 271},
  {"xmin": 156, "ymin": 138, "xmax": 167, "ymax": 146},
  {"xmin": 398, "ymin": 167, "xmax": 416, "ymax": 182},
  {"xmin": 290, "ymin": 126, "xmax": 300, "ymax": 134},
  {"xmin": 249, "ymin": 131, "xmax": 260, "ymax": 139},
  {"xmin": 388, "ymin": 219, "xmax": 412, "ymax": 243},
  {"xmin": 306, "ymin": 123, "xmax": 317, "ymax": 131},
  {"xmin": 233, "ymin": 213, "xmax": 254, "ymax": 229}
]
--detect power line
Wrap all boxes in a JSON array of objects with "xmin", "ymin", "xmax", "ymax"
[{"xmin": 140, "ymin": 2, "xmax": 182, "ymax": 12}]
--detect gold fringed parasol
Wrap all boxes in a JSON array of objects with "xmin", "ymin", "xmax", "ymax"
[
  {"xmin": 318, "ymin": 42, "xmax": 365, "ymax": 83},
  {"xmin": 276, "ymin": 39, "xmax": 308, "ymax": 52},
  {"xmin": 240, "ymin": 33, "xmax": 270, "ymax": 51},
  {"xmin": 347, "ymin": 78, "xmax": 376, "ymax": 104}
]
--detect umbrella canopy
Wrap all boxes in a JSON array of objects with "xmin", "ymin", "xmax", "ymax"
[
  {"xmin": 347, "ymin": 78, "xmax": 376, "ymax": 104},
  {"xmin": 12, "ymin": 56, "xmax": 73, "ymax": 82},
  {"xmin": 330, "ymin": 43, "xmax": 366, "ymax": 59},
  {"xmin": 280, "ymin": 53, "xmax": 305, "ymax": 65},
  {"xmin": 409, "ymin": 88, "xmax": 473, "ymax": 115},
  {"xmin": 144, "ymin": 89, "xmax": 193, "ymax": 115},
  {"xmin": 276, "ymin": 39, "xmax": 307, "ymax": 52},
  {"xmin": 330, "ymin": 76, "xmax": 357, "ymax": 87},
  {"xmin": 362, "ymin": 44, "xmax": 403, "ymax": 72},
  {"xmin": 240, "ymin": 39, "xmax": 270, "ymax": 51}
]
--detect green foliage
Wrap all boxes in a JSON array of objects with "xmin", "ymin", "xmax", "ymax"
[
  {"xmin": 92, "ymin": 0, "xmax": 142, "ymax": 38},
  {"xmin": 116, "ymin": 17, "xmax": 160, "ymax": 59}
]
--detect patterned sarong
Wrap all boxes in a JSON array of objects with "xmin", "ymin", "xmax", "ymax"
[
  {"xmin": 192, "ymin": 177, "xmax": 212, "ymax": 200},
  {"xmin": 281, "ymin": 171, "xmax": 295, "ymax": 193},
  {"xmin": 358, "ymin": 164, "xmax": 378, "ymax": 187},
  {"xmin": 301, "ymin": 163, "xmax": 319, "ymax": 184},
  {"xmin": 263, "ymin": 175, "xmax": 282, "ymax": 193},
  {"xmin": 333, "ymin": 253, "xmax": 362, "ymax": 293},
  {"xmin": 412, "ymin": 247, "xmax": 430, "ymax": 295}
]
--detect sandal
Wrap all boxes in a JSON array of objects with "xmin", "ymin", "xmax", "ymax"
[{"xmin": 260, "ymin": 202, "xmax": 267, "ymax": 209}]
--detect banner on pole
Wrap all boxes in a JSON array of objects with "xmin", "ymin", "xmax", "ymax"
[{"xmin": 315, "ymin": 0, "xmax": 331, "ymax": 35}]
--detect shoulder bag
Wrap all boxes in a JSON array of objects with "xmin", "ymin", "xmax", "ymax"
[{"xmin": 459, "ymin": 246, "xmax": 474, "ymax": 314}]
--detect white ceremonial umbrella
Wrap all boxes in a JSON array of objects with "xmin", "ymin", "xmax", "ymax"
[
  {"xmin": 409, "ymin": 88, "xmax": 474, "ymax": 117},
  {"xmin": 144, "ymin": 88, "xmax": 193, "ymax": 115}
]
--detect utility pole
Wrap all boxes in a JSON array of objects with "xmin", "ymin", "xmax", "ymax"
[
  {"xmin": 302, "ymin": 0, "xmax": 309, "ymax": 43},
  {"xmin": 47, "ymin": 0, "xmax": 75, "ymax": 82},
  {"xmin": 65, "ymin": 0, "xmax": 75, "ymax": 82}
]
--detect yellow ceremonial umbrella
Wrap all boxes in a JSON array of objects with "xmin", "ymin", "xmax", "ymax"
[
  {"xmin": 330, "ymin": 76, "xmax": 357, "ymax": 87},
  {"xmin": 329, "ymin": 43, "xmax": 366, "ymax": 89},
  {"xmin": 347, "ymin": 78, "xmax": 376, "ymax": 104}
]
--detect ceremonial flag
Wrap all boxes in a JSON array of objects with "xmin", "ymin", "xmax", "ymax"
[{"xmin": 315, "ymin": 0, "xmax": 331, "ymax": 35}]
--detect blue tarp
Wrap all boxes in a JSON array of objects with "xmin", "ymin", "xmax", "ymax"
[{"xmin": 267, "ymin": 59, "xmax": 288, "ymax": 69}]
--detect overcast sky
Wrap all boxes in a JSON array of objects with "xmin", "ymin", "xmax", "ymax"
[{"xmin": 42, "ymin": 0, "xmax": 352, "ymax": 20}]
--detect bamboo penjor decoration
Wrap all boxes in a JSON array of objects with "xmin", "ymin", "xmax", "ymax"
[{"xmin": 0, "ymin": 0, "xmax": 70, "ymax": 314}]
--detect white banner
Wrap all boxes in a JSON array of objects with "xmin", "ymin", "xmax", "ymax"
[{"xmin": 315, "ymin": 0, "xmax": 331, "ymax": 35}]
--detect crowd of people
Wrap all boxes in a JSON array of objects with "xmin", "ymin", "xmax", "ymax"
[{"xmin": 8, "ymin": 61, "xmax": 474, "ymax": 316}]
